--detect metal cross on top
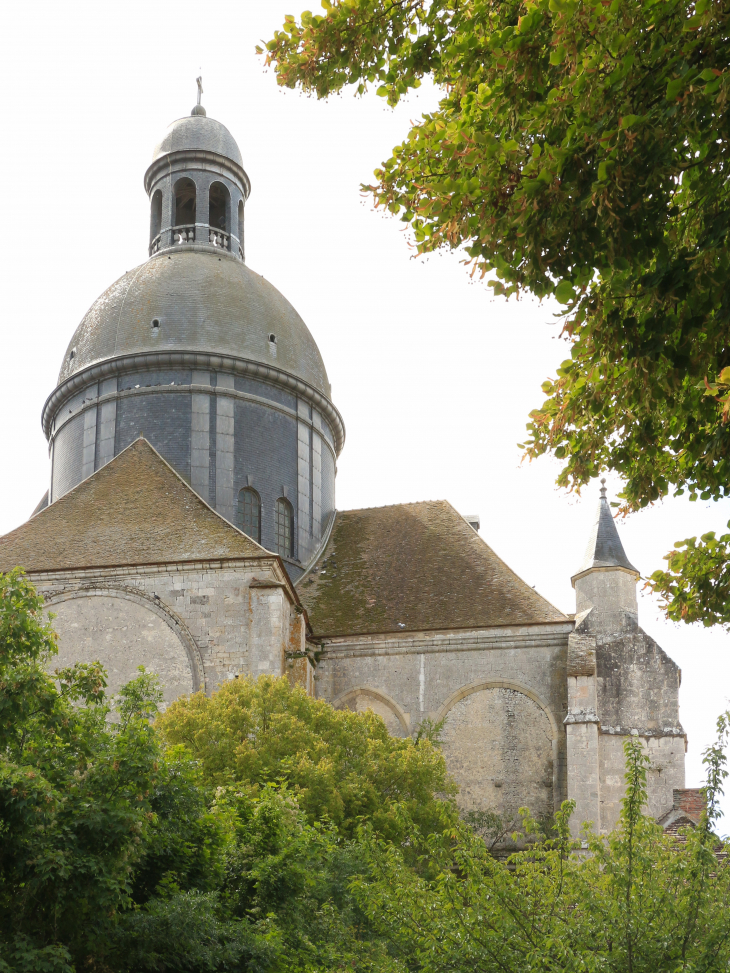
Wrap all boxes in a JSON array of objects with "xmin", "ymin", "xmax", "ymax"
[{"xmin": 196, "ymin": 76, "xmax": 203, "ymax": 106}]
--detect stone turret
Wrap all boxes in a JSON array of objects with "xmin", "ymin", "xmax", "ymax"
[{"xmin": 565, "ymin": 480, "xmax": 685, "ymax": 837}]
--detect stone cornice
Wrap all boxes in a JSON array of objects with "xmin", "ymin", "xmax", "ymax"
[
  {"xmin": 144, "ymin": 149, "xmax": 251, "ymax": 198},
  {"xmin": 317, "ymin": 621, "xmax": 573, "ymax": 660},
  {"xmin": 42, "ymin": 351, "xmax": 346, "ymax": 455}
]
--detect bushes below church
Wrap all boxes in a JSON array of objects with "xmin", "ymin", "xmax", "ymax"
[
  {"xmin": 0, "ymin": 569, "xmax": 442, "ymax": 972},
  {"xmin": 156, "ymin": 674, "xmax": 457, "ymax": 844},
  {"xmin": 3, "ymin": 568, "xmax": 730, "ymax": 973}
]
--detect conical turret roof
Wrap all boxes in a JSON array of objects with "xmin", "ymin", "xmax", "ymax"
[{"xmin": 572, "ymin": 480, "xmax": 638, "ymax": 583}]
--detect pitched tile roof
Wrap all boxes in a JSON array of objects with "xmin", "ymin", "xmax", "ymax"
[
  {"xmin": 297, "ymin": 501, "xmax": 567, "ymax": 638},
  {"xmin": 0, "ymin": 439, "xmax": 265, "ymax": 573}
]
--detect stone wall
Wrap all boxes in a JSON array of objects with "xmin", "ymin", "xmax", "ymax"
[
  {"xmin": 566, "ymin": 595, "xmax": 685, "ymax": 834},
  {"xmin": 598, "ymin": 732, "xmax": 685, "ymax": 830},
  {"xmin": 315, "ymin": 622, "xmax": 573, "ymax": 816},
  {"xmin": 33, "ymin": 556, "xmax": 304, "ymax": 702}
]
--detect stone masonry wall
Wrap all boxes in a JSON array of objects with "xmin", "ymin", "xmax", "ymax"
[
  {"xmin": 32, "ymin": 557, "xmax": 301, "ymax": 702},
  {"xmin": 315, "ymin": 622, "xmax": 573, "ymax": 817},
  {"xmin": 599, "ymin": 732, "xmax": 686, "ymax": 831},
  {"xmin": 567, "ymin": 599, "xmax": 686, "ymax": 833}
]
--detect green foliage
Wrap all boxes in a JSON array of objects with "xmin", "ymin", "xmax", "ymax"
[
  {"xmin": 0, "ymin": 572, "xmax": 405, "ymax": 972},
  {"xmin": 354, "ymin": 734, "xmax": 730, "ymax": 973},
  {"xmin": 262, "ymin": 0, "xmax": 730, "ymax": 625},
  {"xmin": 157, "ymin": 674, "xmax": 456, "ymax": 842},
  {"xmin": 0, "ymin": 569, "xmax": 166, "ymax": 968},
  {"xmin": 8, "ymin": 567, "xmax": 730, "ymax": 971}
]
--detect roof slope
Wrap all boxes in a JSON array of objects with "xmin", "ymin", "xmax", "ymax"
[
  {"xmin": 574, "ymin": 482, "xmax": 638, "ymax": 579},
  {"xmin": 297, "ymin": 501, "xmax": 567, "ymax": 638},
  {"xmin": 57, "ymin": 250, "xmax": 331, "ymax": 398},
  {"xmin": 0, "ymin": 439, "xmax": 264, "ymax": 574}
]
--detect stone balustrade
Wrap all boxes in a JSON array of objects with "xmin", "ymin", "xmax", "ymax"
[{"xmin": 147, "ymin": 225, "xmax": 236, "ymax": 256}]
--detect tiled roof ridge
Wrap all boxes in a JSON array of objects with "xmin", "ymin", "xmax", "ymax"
[
  {"xmin": 336, "ymin": 498, "xmax": 453, "ymax": 515},
  {"xmin": 444, "ymin": 501, "xmax": 569, "ymax": 622},
  {"xmin": 130, "ymin": 437, "xmax": 270, "ymax": 553},
  {"xmin": 0, "ymin": 437, "xmax": 271, "ymax": 574}
]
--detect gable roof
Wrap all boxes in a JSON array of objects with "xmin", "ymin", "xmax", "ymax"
[
  {"xmin": 0, "ymin": 438, "xmax": 265, "ymax": 574},
  {"xmin": 297, "ymin": 500, "xmax": 567, "ymax": 638},
  {"xmin": 573, "ymin": 482, "xmax": 638, "ymax": 581}
]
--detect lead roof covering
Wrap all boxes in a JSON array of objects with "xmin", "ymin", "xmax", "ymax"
[
  {"xmin": 57, "ymin": 250, "xmax": 332, "ymax": 398},
  {"xmin": 297, "ymin": 501, "xmax": 568, "ymax": 638},
  {"xmin": 151, "ymin": 114, "xmax": 243, "ymax": 166},
  {"xmin": 0, "ymin": 439, "xmax": 265, "ymax": 574}
]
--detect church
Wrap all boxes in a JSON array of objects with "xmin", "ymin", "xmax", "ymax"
[{"xmin": 0, "ymin": 99, "xmax": 697, "ymax": 835}]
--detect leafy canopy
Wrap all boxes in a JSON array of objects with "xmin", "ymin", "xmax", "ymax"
[
  {"xmin": 354, "ymin": 730, "xmax": 730, "ymax": 973},
  {"xmin": 261, "ymin": 0, "xmax": 730, "ymax": 625},
  {"xmin": 0, "ymin": 570, "xmax": 404, "ymax": 973},
  {"xmin": 0, "ymin": 568, "xmax": 165, "ymax": 971},
  {"xmin": 157, "ymin": 675, "xmax": 456, "ymax": 842}
]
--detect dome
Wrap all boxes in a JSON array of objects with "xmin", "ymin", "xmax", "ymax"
[
  {"xmin": 152, "ymin": 114, "xmax": 243, "ymax": 167},
  {"xmin": 57, "ymin": 249, "xmax": 331, "ymax": 398}
]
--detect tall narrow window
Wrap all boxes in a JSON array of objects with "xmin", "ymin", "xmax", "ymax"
[
  {"xmin": 173, "ymin": 177, "xmax": 196, "ymax": 241},
  {"xmin": 237, "ymin": 199, "xmax": 244, "ymax": 257},
  {"xmin": 209, "ymin": 181, "xmax": 230, "ymax": 228},
  {"xmin": 274, "ymin": 498, "xmax": 294, "ymax": 558},
  {"xmin": 150, "ymin": 190, "xmax": 162, "ymax": 246},
  {"xmin": 238, "ymin": 487, "xmax": 261, "ymax": 544}
]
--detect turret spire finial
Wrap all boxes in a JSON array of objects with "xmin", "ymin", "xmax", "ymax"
[
  {"xmin": 600, "ymin": 477, "xmax": 607, "ymax": 499},
  {"xmin": 191, "ymin": 76, "xmax": 207, "ymax": 116}
]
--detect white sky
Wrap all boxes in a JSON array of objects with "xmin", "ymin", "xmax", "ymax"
[{"xmin": 4, "ymin": 0, "xmax": 730, "ymax": 823}]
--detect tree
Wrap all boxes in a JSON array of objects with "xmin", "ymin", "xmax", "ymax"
[
  {"xmin": 0, "ymin": 571, "xmax": 402, "ymax": 973},
  {"xmin": 157, "ymin": 675, "xmax": 456, "ymax": 843},
  {"xmin": 353, "ymin": 729, "xmax": 730, "ymax": 973},
  {"xmin": 111, "ymin": 784, "xmax": 402, "ymax": 973},
  {"xmin": 0, "ymin": 568, "xmax": 165, "ymax": 971},
  {"xmin": 261, "ymin": 0, "xmax": 730, "ymax": 624}
]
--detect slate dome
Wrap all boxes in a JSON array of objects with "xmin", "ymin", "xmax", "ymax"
[
  {"xmin": 42, "ymin": 102, "xmax": 341, "ymax": 576},
  {"xmin": 56, "ymin": 249, "xmax": 332, "ymax": 399},
  {"xmin": 151, "ymin": 114, "xmax": 243, "ymax": 167}
]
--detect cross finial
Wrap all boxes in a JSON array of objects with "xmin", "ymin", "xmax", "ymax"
[
  {"xmin": 600, "ymin": 477, "xmax": 607, "ymax": 499},
  {"xmin": 196, "ymin": 76, "xmax": 203, "ymax": 106}
]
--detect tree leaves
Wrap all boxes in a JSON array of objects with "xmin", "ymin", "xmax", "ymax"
[{"xmin": 262, "ymin": 0, "xmax": 730, "ymax": 627}]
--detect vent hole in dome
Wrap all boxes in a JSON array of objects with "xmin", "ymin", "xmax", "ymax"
[
  {"xmin": 69, "ymin": 348, "xmax": 76, "ymax": 360},
  {"xmin": 152, "ymin": 319, "xmax": 160, "ymax": 332},
  {"xmin": 269, "ymin": 334, "xmax": 276, "ymax": 344}
]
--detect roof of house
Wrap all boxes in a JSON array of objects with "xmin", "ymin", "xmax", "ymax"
[
  {"xmin": 296, "ymin": 500, "xmax": 568, "ymax": 638},
  {"xmin": 0, "ymin": 438, "xmax": 266, "ymax": 574},
  {"xmin": 573, "ymin": 481, "xmax": 638, "ymax": 580}
]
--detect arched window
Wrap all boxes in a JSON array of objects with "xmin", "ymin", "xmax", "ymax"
[
  {"xmin": 149, "ymin": 190, "xmax": 162, "ymax": 247},
  {"xmin": 237, "ymin": 199, "xmax": 244, "ymax": 258},
  {"xmin": 209, "ymin": 181, "xmax": 230, "ymax": 243},
  {"xmin": 173, "ymin": 178, "xmax": 196, "ymax": 242},
  {"xmin": 274, "ymin": 498, "xmax": 294, "ymax": 558},
  {"xmin": 237, "ymin": 487, "xmax": 261, "ymax": 544}
]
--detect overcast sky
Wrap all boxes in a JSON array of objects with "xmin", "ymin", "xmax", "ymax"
[{"xmin": 4, "ymin": 0, "xmax": 730, "ymax": 822}]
